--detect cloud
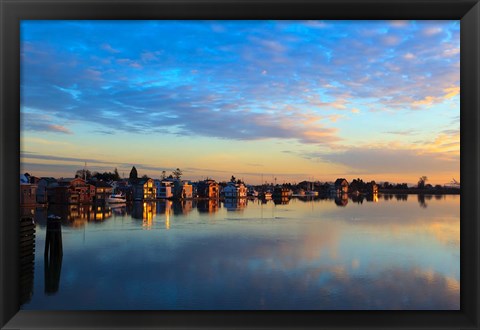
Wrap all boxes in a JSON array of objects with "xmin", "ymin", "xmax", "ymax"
[
  {"xmin": 20, "ymin": 20, "xmax": 459, "ymax": 147},
  {"xmin": 383, "ymin": 129, "xmax": 418, "ymax": 136},
  {"xmin": 423, "ymin": 26, "xmax": 443, "ymax": 36},
  {"xmin": 22, "ymin": 112, "xmax": 73, "ymax": 134},
  {"xmin": 21, "ymin": 151, "xmax": 112, "ymax": 165},
  {"xmin": 101, "ymin": 43, "xmax": 121, "ymax": 54},
  {"xmin": 305, "ymin": 141, "xmax": 459, "ymax": 175}
]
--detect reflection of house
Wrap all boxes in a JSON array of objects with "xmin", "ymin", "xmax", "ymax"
[
  {"xmin": 273, "ymin": 197, "xmax": 290, "ymax": 205},
  {"xmin": 48, "ymin": 178, "xmax": 95, "ymax": 204},
  {"xmin": 224, "ymin": 198, "xmax": 247, "ymax": 211},
  {"xmin": 132, "ymin": 178, "xmax": 157, "ymax": 201},
  {"xmin": 36, "ymin": 177, "xmax": 57, "ymax": 204},
  {"xmin": 197, "ymin": 180, "xmax": 220, "ymax": 199},
  {"xmin": 154, "ymin": 180, "xmax": 173, "ymax": 199},
  {"xmin": 156, "ymin": 200, "xmax": 173, "ymax": 215},
  {"xmin": 334, "ymin": 178, "xmax": 349, "ymax": 194},
  {"xmin": 223, "ymin": 182, "xmax": 247, "ymax": 198},
  {"xmin": 197, "ymin": 199, "xmax": 220, "ymax": 213},
  {"xmin": 335, "ymin": 194, "xmax": 348, "ymax": 207},
  {"xmin": 172, "ymin": 200, "xmax": 195, "ymax": 215},
  {"xmin": 173, "ymin": 180, "xmax": 193, "ymax": 199},
  {"xmin": 272, "ymin": 187, "xmax": 290, "ymax": 198}
]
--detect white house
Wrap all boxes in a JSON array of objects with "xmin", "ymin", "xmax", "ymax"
[
  {"xmin": 223, "ymin": 182, "xmax": 247, "ymax": 198},
  {"xmin": 154, "ymin": 179, "xmax": 173, "ymax": 199}
]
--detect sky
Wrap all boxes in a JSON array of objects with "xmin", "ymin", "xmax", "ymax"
[{"xmin": 20, "ymin": 20, "xmax": 460, "ymax": 185}]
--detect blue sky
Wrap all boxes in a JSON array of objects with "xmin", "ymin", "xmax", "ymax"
[{"xmin": 20, "ymin": 20, "xmax": 460, "ymax": 185}]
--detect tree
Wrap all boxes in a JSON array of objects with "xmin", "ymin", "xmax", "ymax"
[
  {"xmin": 230, "ymin": 175, "xmax": 236, "ymax": 183},
  {"xmin": 161, "ymin": 170, "xmax": 167, "ymax": 180},
  {"xmin": 114, "ymin": 168, "xmax": 121, "ymax": 181},
  {"xmin": 129, "ymin": 166, "xmax": 138, "ymax": 182},
  {"xmin": 418, "ymin": 176, "xmax": 428, "ymax": 189},
  {"xmin": 75, "ymin": 169, "xmax": 91, "ymax": 180},
  {"xmin": 172, "ymin": 168, "xmax": 182, "ymax": 180},
  {"xmin": 141, "ymin": 174, "xmax": 149, "ymax": 179}
]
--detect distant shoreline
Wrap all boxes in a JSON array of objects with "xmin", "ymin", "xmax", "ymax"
[{"xmin": 378, "ymin": 189, "xmax": 460, "ymax": 195}]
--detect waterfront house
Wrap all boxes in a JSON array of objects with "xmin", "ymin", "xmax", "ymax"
[
  {"xmin": 196, "ymin": 179, "xmax": 220, "ymax": 199},
  {"xmin": 48, "ymin": 178, "xmax": 95, "ymax": 204},
  {"xmin": 173, "ymin": 180, "xmax": 193, "ymax": 199},
  {"xmin": 20, "ymin": 177, "xmax": 37, "ymax": 207},
  {"xmin": 272, "ymin": 186, "xmax": 291, "ymax": 199},
  {"xmin": 366, "ymin": 181, "xmax": 379, "ymax": 195},
  {"xmin": 154, "ymin": 179, "xmax": 173, "ymax": 199},
  {"xmin": 334, "ymin": 178, "xmax": 349, "ymax": 194},
  {"xmin": 91, "ymin": 180, "xmax": 113, "ymax": 204},
  {"xmin": 36, "ymin": 177, "xmax": 57, "ymax": 204},
  {"xmin": 223, "ymin": 182, "xmax": 248, "ymax": 198},
  {"xmin": 132, "ymin": 178, "xmax": 157, "ymax": 201}
]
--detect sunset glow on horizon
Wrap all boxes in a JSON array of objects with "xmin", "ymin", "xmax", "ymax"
[{"xmin": 20, "ymin": 20, "xmax": 460, "ymax": 185}]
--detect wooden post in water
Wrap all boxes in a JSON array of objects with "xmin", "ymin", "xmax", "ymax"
[
  {"xmin": 19, "ymin": 216, "xmax": 35, "ymax": 305},
  {"xmin": 44, "ymin": 218, "xmax": 63, "ymax": 295}
]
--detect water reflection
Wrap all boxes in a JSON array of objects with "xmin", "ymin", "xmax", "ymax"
[
  {"xmin": 335, "ymin": 194, "xmax": 349, "ymax": 207},
  {"xmin": 224, "ymin": 198, "xmax": 247, "ymax": 211},
  {"xmin": 197, "ymin": 199, "xmax": 220, "ymax": 213},
  {"xmin": 418, "ymin": 194, "xmax": 428, "ymax": 208},
  {"xmin": 20, "ymin": 195, "xmax": 460, "ymax": 310},
  {"xmin": 273, "ymin": 197, "xmax": 290, "ymax": 205}
]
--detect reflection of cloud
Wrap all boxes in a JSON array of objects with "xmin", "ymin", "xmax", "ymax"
[{"xmin": 28, "ymin": 229, "xmax": 459, "ymax": 310}]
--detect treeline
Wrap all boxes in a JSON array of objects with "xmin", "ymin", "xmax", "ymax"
[
  {"xmin": 75, "ymin": 168, "xmax": 121, "ymax": 181},
  {"xmin": 74, "ymin": 166, "xmax": 184, "ymax": 182}
]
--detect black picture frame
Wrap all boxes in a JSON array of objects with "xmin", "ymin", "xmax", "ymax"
[{"xmin": 1, "ymin": 0, "xmax": 479, "ymax": 329}]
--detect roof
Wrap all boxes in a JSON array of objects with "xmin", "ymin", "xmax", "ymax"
[
  {"xmin": 39, "ymin": 177, "xmax": 57, "ymax": 184},
  {"xmin": 92, "ymin": 180, "xmax": 112, "ymax": 188},
  {"xmin": 136, "ymin": 178, "xmax": 152, "ymax": 185}
]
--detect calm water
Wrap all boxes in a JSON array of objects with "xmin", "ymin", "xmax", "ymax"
[{"xmin": 20, "ymin": 194, "xmax": 460, "ymax": 310}]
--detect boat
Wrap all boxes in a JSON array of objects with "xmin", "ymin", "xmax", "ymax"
[
  {"xmin": 107, "ymin": 193, "xmax": 127, "ymax": 204},
  {"xmin": 47, "ymin": 214, "xmax": 61, "ymax": 220}
]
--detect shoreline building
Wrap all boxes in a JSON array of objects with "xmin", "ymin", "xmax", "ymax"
[
  {"xmin": 89, "ymin": 180, "xmax": 113, "ymax": 204},
  {"xmin": 132, "ymin": 178, "xmax": 157, "ymax": 201},
  {"xmin": 154, "ymin": 180, "xmax": 174, "ymax": 199},
  {"xmin": 173, "ymin": 180, "xmax": 193, "ymax": 199},
  {"xmin": 333, "ymin": 178, "xmax": 349, "ymax": 195},
  {"xmin": 196, "ymin": 179, "xmax": 220, "ymax": 199},
  {"xmin": 48, "ymin": 178, "xmax": 95, "ymax": 204},
  {"xmin": 20, "ymin": 174, "xmax": 37, "ymax": 207},
  {"xmin": 223, "ymin": 182, "xmax": 248, "ymax": 198}
]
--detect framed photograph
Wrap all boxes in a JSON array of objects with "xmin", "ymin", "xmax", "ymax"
[{"xmin": 1, "ymin": 0, "xmax": 479, "ymax": 329}]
